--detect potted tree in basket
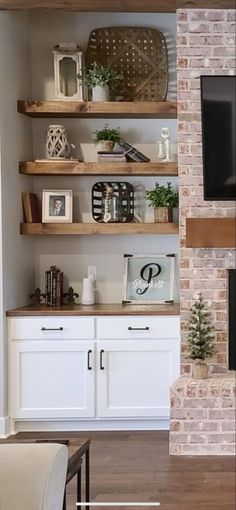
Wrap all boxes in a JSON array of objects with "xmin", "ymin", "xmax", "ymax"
[
  {"xmin": 84, "ymin": 62, "xmax": 121, "ymax": 101},
  {"xmin": 93, "ymin": 124, "xmax": 121, "ymax": 153},
  {"xmin": 146, "ymin": 182, "xmax": 178, "ymax": 223},
  {"xmin": 187, "ymin": 293, "xmax": 216, "ymax": 379}
]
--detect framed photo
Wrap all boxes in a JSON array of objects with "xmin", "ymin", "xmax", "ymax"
[
  {"xmin": 42, "ymin": 190, "xmax": 73, "ymax": 223},
  {"xmin": 123, "ymin": 254, "xmax": 176, "ymax": 304}
]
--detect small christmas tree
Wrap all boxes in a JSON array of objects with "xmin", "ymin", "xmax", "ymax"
[{"xmin": 187, "ymin": 293, "xmax": 215, "ymax": 361}]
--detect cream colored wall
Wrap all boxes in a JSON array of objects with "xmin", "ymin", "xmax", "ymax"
[
  {"xmin": 30, "ymin": 12, "xmax": 179, "ymax": 303},
  {"xmin": 0, "ymin": 12, "xmax": 35, "ymax": 427}
]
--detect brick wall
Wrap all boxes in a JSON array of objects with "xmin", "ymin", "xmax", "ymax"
[{"xmin": 177, "ymin": 9, "xmax": 236, "ymax": 374}]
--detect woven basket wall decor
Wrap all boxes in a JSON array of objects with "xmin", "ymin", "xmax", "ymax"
[{"xmin": 86, "ymin": 26, "xmax": 168, "ymax": 102}]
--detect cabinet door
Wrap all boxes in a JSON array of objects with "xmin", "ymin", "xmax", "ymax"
[
  {"xmin": 10, "ymin": 340, "xmax": 95, "ymax": 419},
  {"xmin": 97, "ymin": 339, "xmax": 180, "ymax": 419}
]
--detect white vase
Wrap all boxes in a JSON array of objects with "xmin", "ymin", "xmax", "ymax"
[
  {"xmin": 92, "ymin": 85, "xmax": 110, "ymax": 102},
  {"xmin": 46, "ymin": 124, "xmax": 71, "ymax": 159},
  {"xmin": 81, "ymin": 277, "xmax": 95, "ymax": 305}
]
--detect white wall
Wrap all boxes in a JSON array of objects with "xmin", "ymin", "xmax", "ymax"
[
  {"xmin": 30, "ymin": 12, "xmax": 179, "ymax": 303},
  {"xmin": 0, "ymin": 12, "xmax": 35, "ymax": 429}
]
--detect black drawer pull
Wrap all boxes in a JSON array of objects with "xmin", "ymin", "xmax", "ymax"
[
  {"xmin": 100, "ymin": 350, "xmax": 105, "ymax": 370},
  {"xmin": 128, "ymin": 327, "xmax": 150, "ymax": 331},
  {"xmin": 41, "ymin": 327, "xmax": 63, "ymax": 331},
  {"xmin": 87, "ymin": 350, "xmax": 92, "ymax": 371}
]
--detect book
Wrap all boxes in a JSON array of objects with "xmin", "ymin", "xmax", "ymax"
[
  {"xmin": 118, "ymin": 141, "xmax": 150, "ymax": 163},
  {"xmin": 22, "ymin": 192, "xmax": 40, "ymax": 223}
]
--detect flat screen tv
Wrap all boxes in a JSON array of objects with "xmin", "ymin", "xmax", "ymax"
[{"xmin": 201, "ymin": 75, "xmax": 236, "ymax": 200}]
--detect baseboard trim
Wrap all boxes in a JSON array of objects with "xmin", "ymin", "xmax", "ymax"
[
  {"xmin": 0, "ymin": 416, "xmax": 11, "ymax": 438},
  {"xmin": 13, "ymin": 419, "xmax": 170, "ymax": 433}
]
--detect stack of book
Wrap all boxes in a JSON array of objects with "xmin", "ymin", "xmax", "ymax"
[
  {"xmin": 97, "ymin": 151, "xmax": 126, "ymax": 162},
  {"xmin": 45, "ymin": 265, "xmax": 63, "ymax": 307}
]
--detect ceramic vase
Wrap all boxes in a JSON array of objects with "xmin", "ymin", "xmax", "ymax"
[
  {"xmin": 81, "ymin": 277, "xmax": 94, "ymax": 305},
  {"xmin": 46, "ymin": 124, "xmax": 71, "ymax": 159},
  {"xmin": 92, "ymin": 85, "xmax": 110, "ymax": 101}
]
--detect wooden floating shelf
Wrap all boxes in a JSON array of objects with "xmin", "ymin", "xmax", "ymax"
[
  {"xmin": 19, "ymin": 161, "xmax": 178, "ymax": 177},
  {"xmin": 6, "ymin": 303, "xmax": 180, "ymax": 317},
  {"xmin": 20, "ymin": 222, "xmax": 179, "ymax": 236},
  {"xmin": 17, "ymin": 100, "xmax": 177, "ymax": 119},
  {"xmin": 186, "ymin": 218, "xmax": 236, "ymax": 248},
  {"xmin": 0, "ymin": 0, "xmax": 234, "ymax": 11}
]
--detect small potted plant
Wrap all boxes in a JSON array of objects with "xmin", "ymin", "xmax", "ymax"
[
  {"xmin": 84, "ymin": 62, "xmax": 121, "ymax": 101},
  {"xmin": 93, "ymin": 124, "xmax": 121, "ymax": 152},
  {"xmin": 187, "ymin": 293, "xmax": 216, "ymax": 379},
  {"xmin": 146, "ymin": 182, "xmax": 178, "ymax": 223}
]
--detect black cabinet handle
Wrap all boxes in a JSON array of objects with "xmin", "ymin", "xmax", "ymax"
[
  {"xmin": 41, "ymin": 327, "xmax": 63, "ymax": 331},
  {"xmin": 100, "ymin": 350, "xmax": 105, "ymax": 370},
  {"xmin": 128, "ymin": 327, "xmax": 150, "ymax": 331},
  {"xmin": 87, "ymin": 350, "xmax": 92, "ymax": 371}
]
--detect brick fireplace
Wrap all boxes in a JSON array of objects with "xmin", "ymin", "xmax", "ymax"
[{"xmin": 170, "ymin": 8, "xmax": 236, "ymax": 455}]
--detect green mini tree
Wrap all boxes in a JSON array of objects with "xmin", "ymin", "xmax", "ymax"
[{"xmin": 187, "ymin": 293, "xmax": 215, "ymax": 361}]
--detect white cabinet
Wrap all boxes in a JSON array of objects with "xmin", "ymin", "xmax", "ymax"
[
  {"xmin": 10, "ymin": 340, "xmax": 95, "ymax": 419},
  {"xmin": 9, "ymin": 315, "xmax": 180, "ymax": 424},
  {"xmin": 97, "ymin": 339, "xmax": 179, "ymax": 418}
]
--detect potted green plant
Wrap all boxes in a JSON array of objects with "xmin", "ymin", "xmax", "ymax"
[
  {"xmin": 146, "ymin": 182, "xmax": 178, "ymax": 223},
  {"xmin": 187, "ymin": 293, "xmax": 216, "ymax": 379},
  {"xmin": 84, "ymin": 62, "xmax": 121, "ymax": 101},
  {"xmin": 93, "ymin": 124, "xmax": 121, "ymax": 152}
]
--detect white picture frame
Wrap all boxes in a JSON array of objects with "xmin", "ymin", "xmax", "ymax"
[
  {"xmin": 123, "ymin": 253, "xmax": 176, "ymax": 305},
  {"xmin": 42, "ymin": 190, "xmax": 73, "ymax": 223}
]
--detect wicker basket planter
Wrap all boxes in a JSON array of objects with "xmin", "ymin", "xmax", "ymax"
[
  {"xmin": 154, "ymin": 207, "xmax": 173, "ymax": 223},
  {"xmin": 193, "ymin": 361, "xmax": 209, "ymax": 379}
]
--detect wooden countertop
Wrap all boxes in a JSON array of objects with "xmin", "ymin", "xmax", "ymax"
[{"xmin": 6, "ymin": 303, "xmax": 180, "ymax": 317}]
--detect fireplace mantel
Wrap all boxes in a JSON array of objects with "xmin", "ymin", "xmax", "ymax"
[{"xmin": 186, "ymin": 218, "xmax": 236, "ymax": 248}]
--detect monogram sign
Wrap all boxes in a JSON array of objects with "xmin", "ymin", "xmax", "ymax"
[{"xmin": 123, "ymin": 254, "xmax": 175, "ymax": 304}]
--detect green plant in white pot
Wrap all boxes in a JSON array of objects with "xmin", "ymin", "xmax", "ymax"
[
  {"xmin": 85, "ymin": 62, "xmax": 121, "ymax": 101},
  {"xmin": 187, "ymin": 293, "xmax": 216, "ymax": 379},
  {"xmin": 93, "ymin": 124, "xmax": 121, "ymax": 153},
  {"xmin": 146, "ymin": 182, "xmax": 178, "ymax": 223}
]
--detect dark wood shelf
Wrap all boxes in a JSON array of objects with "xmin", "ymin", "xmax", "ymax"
[
  {"xmin": 186, "ymin": 218, "xmax": 236, "ymax": 248},
  {"xmin": 6, "ymin": 302, "xmax": 180, "ymax": 317},
  {"xmin": 20, "ymin": 222, "xmax": 179, "ymax": 236},
  {"xmin": 1, "ymin": 0, "xmax": 234, "ymax": 11},
  {"xmin": 17, "ymin": 100, "xmax": 177, "ymax": 119},
  {"xmin": 19, "ymin": 161, "xmax": 178, "ymax": 177}
]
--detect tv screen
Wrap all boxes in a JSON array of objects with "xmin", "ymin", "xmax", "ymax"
[{"xmin": 201, "ymin": 75, "xmax": 236, "ymax": 200}]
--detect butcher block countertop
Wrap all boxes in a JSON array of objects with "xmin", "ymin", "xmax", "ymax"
[{"xmin": 6, "ymin": 303, "xmax": 180, "ymax": 317}]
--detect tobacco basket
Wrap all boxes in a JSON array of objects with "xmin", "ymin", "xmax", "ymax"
[
  {"xmin": 86, "ymin": 26, "xmax": 168, "ymax": 102},
  {"xmin": 92, "ymin": 182, "xmax": 134, "ymax": 223}
]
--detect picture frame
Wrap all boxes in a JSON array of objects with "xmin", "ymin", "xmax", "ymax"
[
  {"xmin": 123, "ymin": 253, "xmax": 176, "ymax": 305},
  {"xmin": 42, "ymin": 190, "xmax": 73, "ymax": 223}
]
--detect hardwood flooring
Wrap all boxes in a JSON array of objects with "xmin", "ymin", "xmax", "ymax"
[{"xmin": 5, "ymin": 431, "xmax": 236, "ymax": 510}]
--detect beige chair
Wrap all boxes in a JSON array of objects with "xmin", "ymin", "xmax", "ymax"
[{"xmin": 0, "ymin": 443, "xmax": 68, "ymax": 510}]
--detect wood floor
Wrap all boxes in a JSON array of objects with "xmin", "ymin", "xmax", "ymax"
[{"xmin": 7, "ymin": 431, "xmax": 236, "ymax": 510}]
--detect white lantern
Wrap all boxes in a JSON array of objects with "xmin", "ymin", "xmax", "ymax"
[{"xmin": 53, "ymin": 42, "xmax": 87, "ymax": 101}]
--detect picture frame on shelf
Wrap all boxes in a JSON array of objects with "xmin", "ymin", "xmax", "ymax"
[
  {"xmin": 123, "ymin": 253, "xmax": 175, "ymax": 305},
  {"xmin": 42, "ymin": 189, "xmax": 73, "ymax": 223}
]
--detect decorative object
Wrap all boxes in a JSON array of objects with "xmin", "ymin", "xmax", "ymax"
[
  {"xmin": 45, "ymin": 265, "xmax": 64, "ymax": 307},
  {"xmin": 22, "ymin": 192, "xmax": 40, "ymax": 223},
  {"xmin": 81, "ymin": 277, "xmax": 95, "ymax": 305},
  {"xmin": 86, "ymin": 27, "xmax": 168, "ymax": 102},
  {"xmin": 63, "ymin": 286, "xmax": 79, "ymax": 305},
  {"xmin": 123, "ymin": 253, "xmax": 175, "ymax": 304},
  {"xmin": 146, "ymin": 182, "xmax": 178, "ymax": 223},
  {"xmin": 46, "ymin": 125, "xmax": 71, "ymax": 160},
  {"xmin": 187, "ymin": 293, "xmax": 215, "ymax": 379},
  {"xmin": 92, "ymin": 182, "xmax": 134, "ymax": 223},
  {"xmin": 30, "ymin": 288, "xmax": 46, "ymax": 305},
  {"xmin": 93, "ymin": 124, "xmax": 121, "ymax": 153},
  {"xmin": 118, "ymin": 141, "xmax": 150, "ymax": 163},
  {"xmin": 83, "ymin": 62, "xmax": 121, "ymax": 101},
  {"xmin": 157, "ymin": 127, "xmax": 173, "ymax": 162},
  {"xmin": 53, "ymin": 42, "xmax": 87, "ymax": 100},
  {"xmin": 42, "ymin": 190, "xmax": 73, "ymax": 223}
]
